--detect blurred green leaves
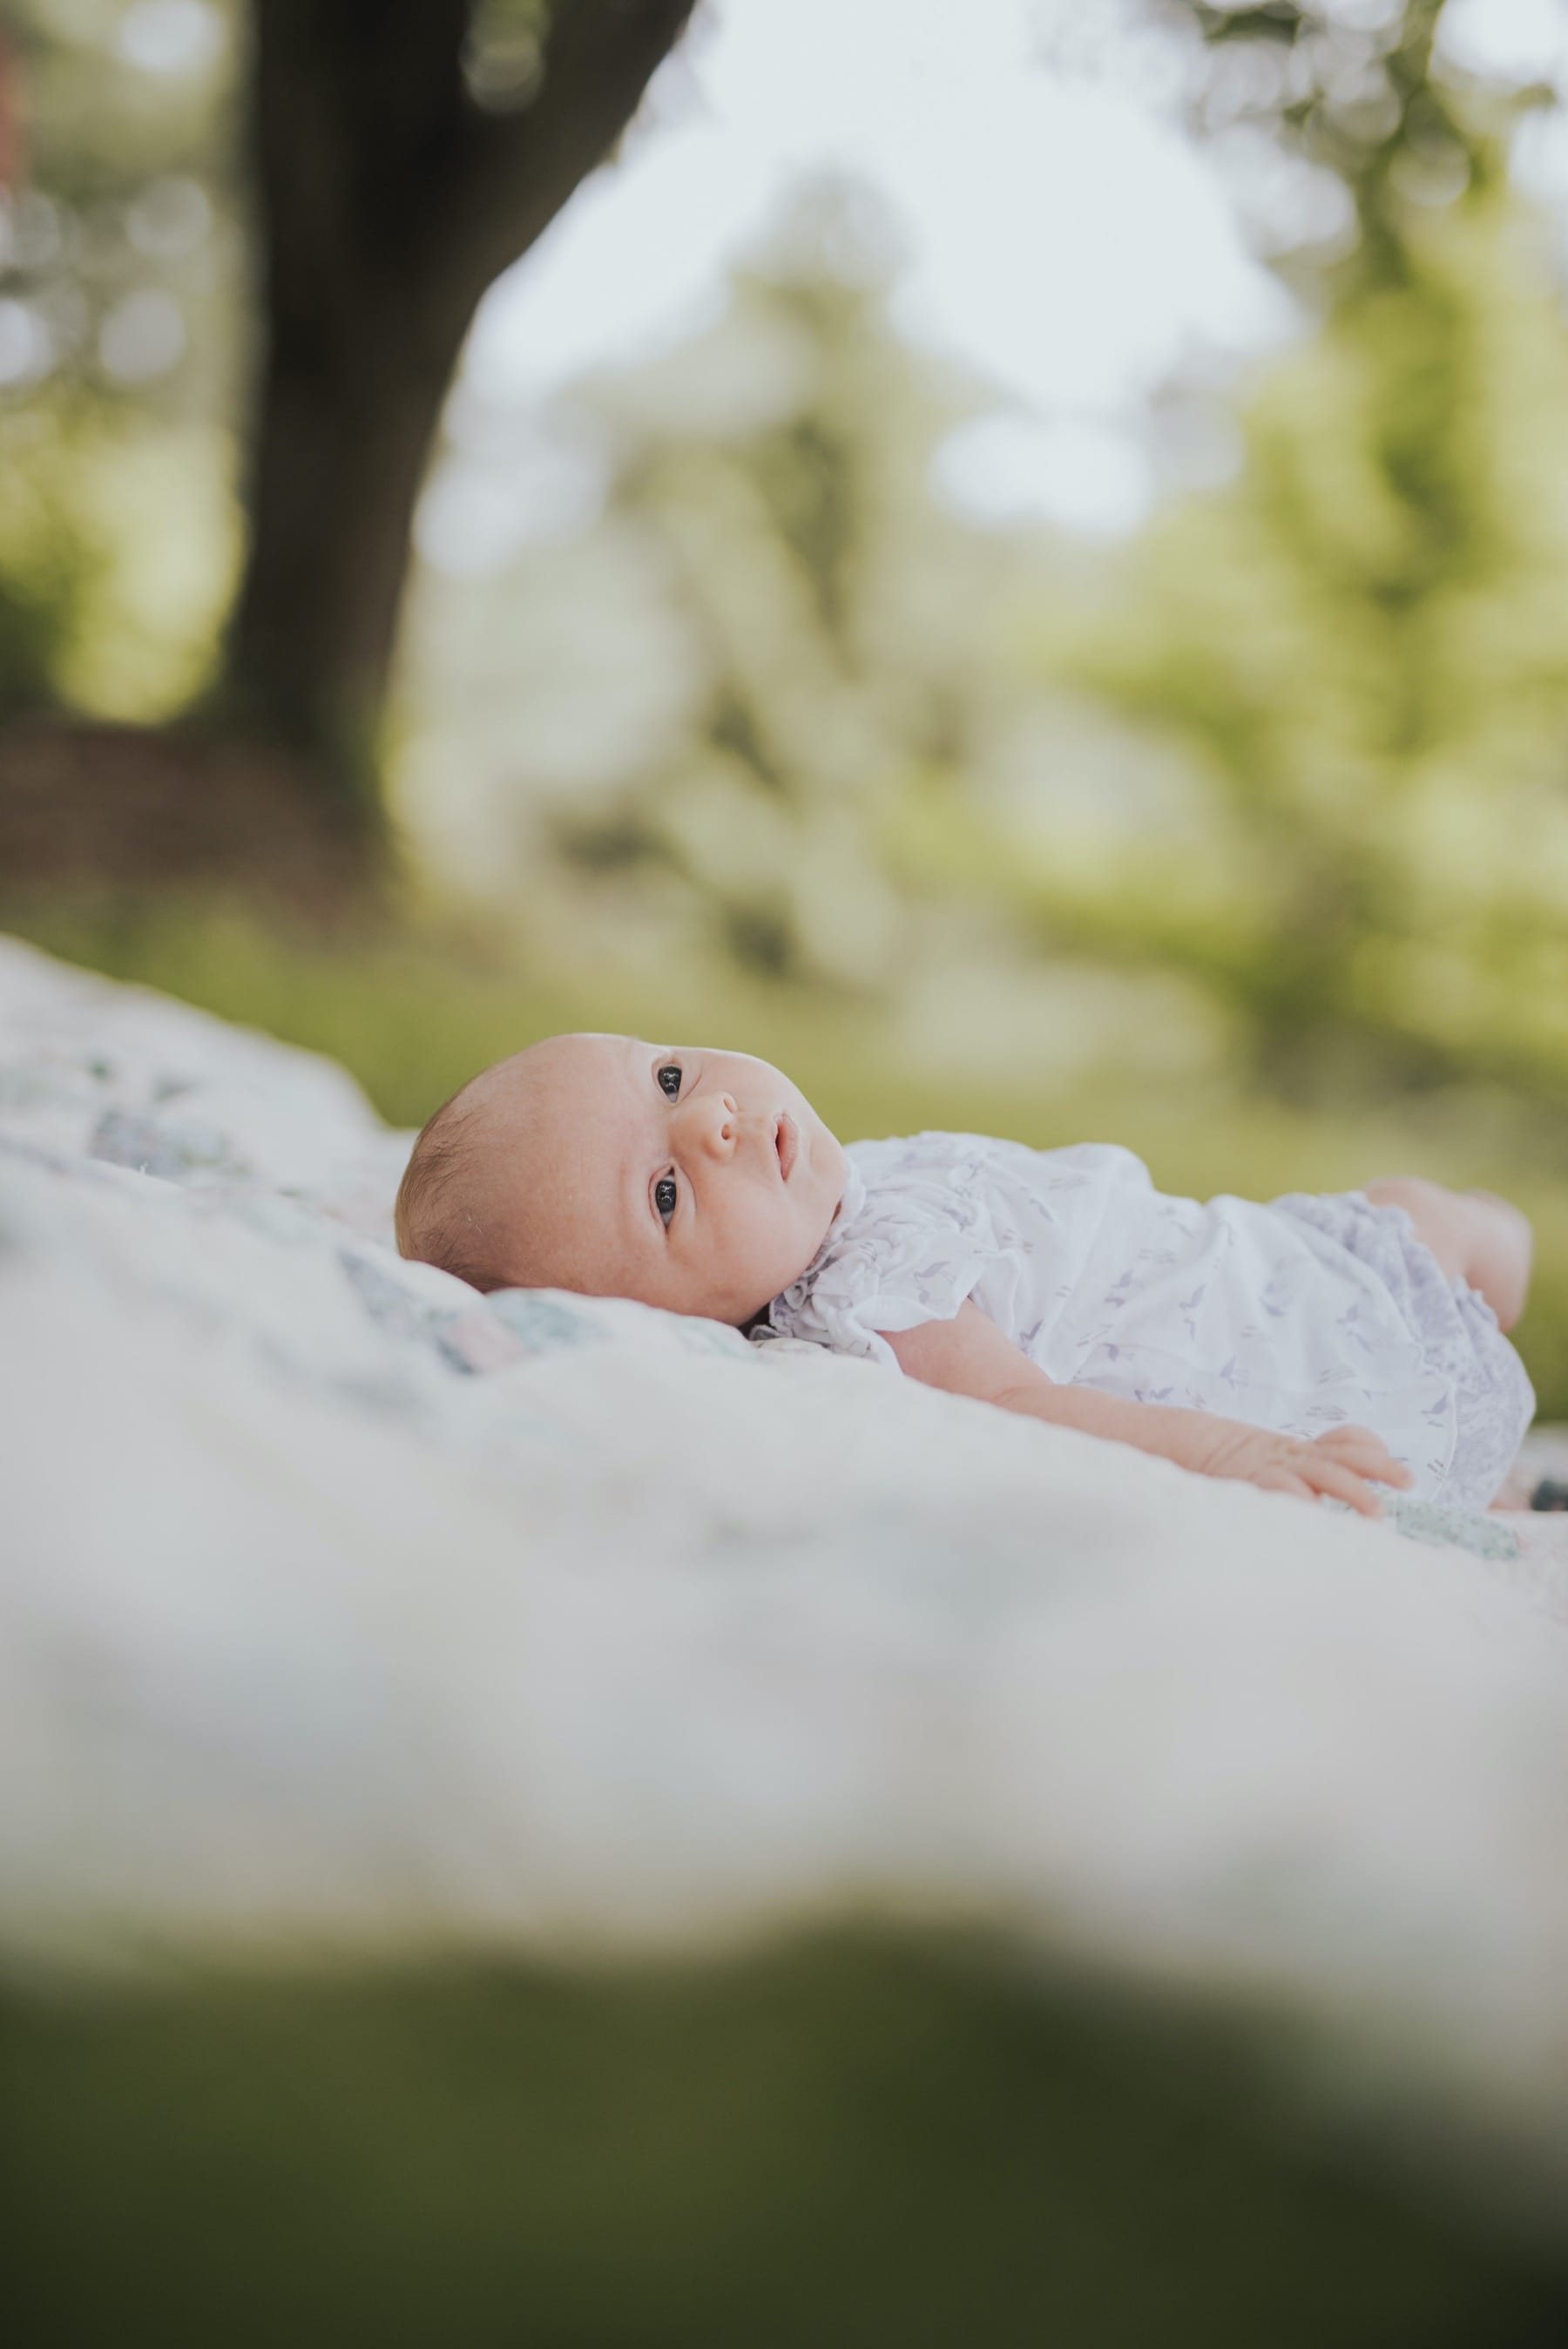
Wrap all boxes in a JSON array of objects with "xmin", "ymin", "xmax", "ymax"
[
  {"xmin": 0, "ymin": 0, "xmax": 243, "ymax": 717},
  {"xmin": 404, "ymin": 106, "xmax": 1568, "ymax": 1126},
  {"xmin": 1004, "ymin": 0, "xmax": 1568, "ymax": 1105},
  {"xmin": 401, "ymin": 186, "xmax": 1024, "ymax": 996}
]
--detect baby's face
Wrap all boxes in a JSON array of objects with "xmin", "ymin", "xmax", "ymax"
[{"xmin": 471, "ymin": 1033, "xmax": 848, "ymax": 1324}]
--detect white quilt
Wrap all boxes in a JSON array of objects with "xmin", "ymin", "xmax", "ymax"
[{"xmin": 4, "ymin": 933, "xmax": 1568, "ymax": 2203}]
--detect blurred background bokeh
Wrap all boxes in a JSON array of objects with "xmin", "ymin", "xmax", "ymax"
[{"xmin": 5, "ymin": 0, "xmax": 1568, "ymax": 1402}]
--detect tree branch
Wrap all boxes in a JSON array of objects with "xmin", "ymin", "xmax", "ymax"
[{"xmin": 439, "ymin": 0, "xmax": 700, "ymax": 301}]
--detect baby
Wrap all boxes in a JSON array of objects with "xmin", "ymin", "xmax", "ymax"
[{"xmin": 395, "ymin": 1032, "xmax": 1537, "ymax": 1516}]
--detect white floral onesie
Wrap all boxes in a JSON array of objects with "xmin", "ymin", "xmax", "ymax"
[{"xmin": 763, "ymin": 1133, "xmax": 1534, "ymax": 1509}]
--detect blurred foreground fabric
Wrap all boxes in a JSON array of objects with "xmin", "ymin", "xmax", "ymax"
[{"xmin": 4, "ymin": 932, "xmax": 1568, "ymax": 2345}]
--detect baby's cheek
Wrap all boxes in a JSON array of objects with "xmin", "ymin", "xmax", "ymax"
[{"xmin": 727, "ymin": 1203, "xmax": 794, "ymax": 1298}]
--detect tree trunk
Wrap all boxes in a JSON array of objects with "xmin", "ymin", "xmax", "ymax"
[
  {"xmin": 217, "ymin": 0, "xmax": 698, "ymax": 822},
  {"xmin": 222, "ymin": 284, "xmax": 469, "ymax": 816}
]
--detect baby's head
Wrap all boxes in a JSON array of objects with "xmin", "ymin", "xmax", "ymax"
[{"xmin": 395, "ymin": 1033, "xmax": 848, "ymax": 1326}]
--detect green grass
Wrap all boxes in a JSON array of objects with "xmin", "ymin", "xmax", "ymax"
[
  {"xmin": 4, "ymin": 1927, "xmax": 1567, "ymax": 2349},
  {"xmin": 8, "ymin": 888, "xmax": 1568, "ymax": 1414}
]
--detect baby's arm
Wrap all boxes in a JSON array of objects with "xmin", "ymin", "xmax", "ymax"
[{"xmin": 881, "ymin": 1302, "xmax": 1411, "ymax": 1517}]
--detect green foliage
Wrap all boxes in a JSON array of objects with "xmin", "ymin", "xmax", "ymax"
[
  {"xmin": 0, "ymin": 416, "xmax": 91, "ymax": 709},
  {"xmin": 402, "ymin": 4, "xmax": 1568, "ymax": 1135},
  {"xmin": 0, "ymin": 0, "xmax": 243, "ymax": 717},
  {"xmin": 399, "ymin": 186, "xmax": 1042, "ymax": 995},
  {"xmin": 463, "ymin": 0, "xmax": 555, "ymax": 112},
  {"xmin": 861, "ymin": 1, "xmax": 1568, "ymax": 1113},
  {"xmin": 0, "ymin": 396, "xmax": 238, "ymax": 716},
  {"xmin": 1002, "ymin": 192, "xmax": 1568, "ymax": 1102},
  {"xmin": 1159, "ymin": 0, "xmax": 1519, "ymax": 293}
]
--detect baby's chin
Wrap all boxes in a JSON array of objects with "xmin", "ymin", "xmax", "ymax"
[
  {"xmin": 736, "ymin": 1204, "xmax": 846, "ymax": 1324},
  {"xmin": 662, "ymin": 1248, "xmax": 825, "ymax": 1333}
]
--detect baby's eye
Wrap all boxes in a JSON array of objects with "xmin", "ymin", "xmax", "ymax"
[
  {"xmin": 654, "ymin": 1174, "xmax": 678, "ymax": 1226},
  {"xmin": 656, "ymin": 1063, "xmax": 681, "ymax": 1099}
]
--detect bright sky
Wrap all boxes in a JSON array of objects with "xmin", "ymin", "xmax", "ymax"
[{"xmin": 431, "ymin": 0, "xmax": 1568, "ymax": 556}]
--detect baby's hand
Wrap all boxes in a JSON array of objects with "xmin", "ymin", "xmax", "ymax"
[{"xmin": 1197, "ymin": 1421, "xmax": 1415, "ymax": 1518}]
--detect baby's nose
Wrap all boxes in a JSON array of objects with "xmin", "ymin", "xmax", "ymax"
[{"xmin": 685, "ymin": 1092, "xmax": 740, "ymax": 1157}]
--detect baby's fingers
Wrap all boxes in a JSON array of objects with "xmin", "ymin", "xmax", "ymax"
[
  {"xmin": 1295, "ymin": 1446, "xmax": 1380, "ymax": 1522},
  {"xmin": 1314, "ymin": 1424, "xmax": 1413, "ymax": 1487},
  {"xmin": 1250, "ymin": 1469, "xmax": 1319, "ymax": 1508}
]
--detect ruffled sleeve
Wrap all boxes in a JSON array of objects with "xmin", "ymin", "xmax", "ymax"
[{"xmin": 765, "ymin": 1135, "xmax": 1024, "ymax": 1371}]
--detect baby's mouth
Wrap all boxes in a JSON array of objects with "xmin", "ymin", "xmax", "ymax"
[{"xmin": 774, "ymin": 1112, "xmax": 799, "ymax": 1181}]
